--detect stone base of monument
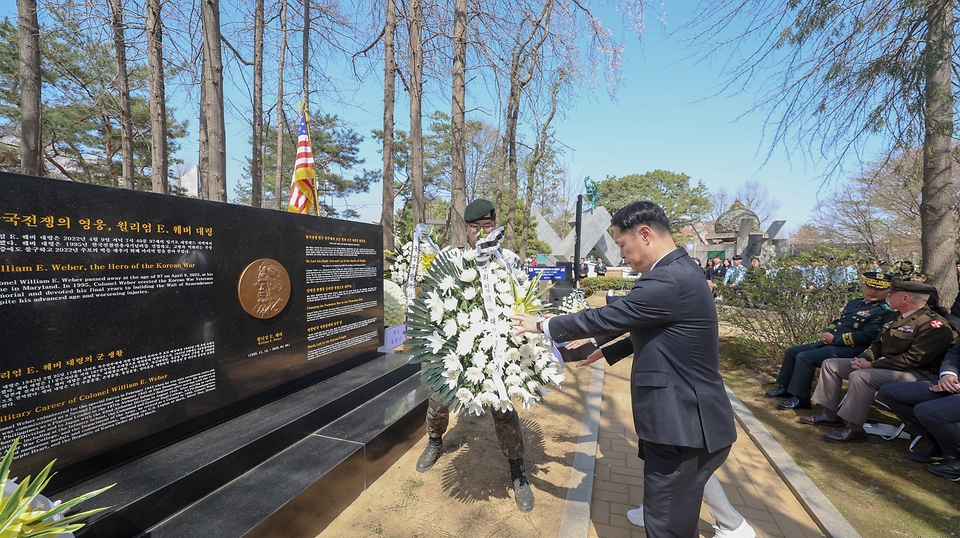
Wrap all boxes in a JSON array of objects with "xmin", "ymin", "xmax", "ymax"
[{"xmin": 57, "ymin": 352, "xmax": 427, "ymax": 538}]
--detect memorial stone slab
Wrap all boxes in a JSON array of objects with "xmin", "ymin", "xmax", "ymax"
[{"xmin": 0, "ymin": 172, "xmax": 384, "ymax": 485}]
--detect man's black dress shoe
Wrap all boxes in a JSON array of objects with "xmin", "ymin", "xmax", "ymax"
[
  {"xmin": 928, "ymin": 458, "xmax": 960, "ymax": 481},
  {"xmin": 798, "ymin": 412, "xmax": 845, "ymax": 427},
  {"xmin": 765, "ymin": 386, "xmax": 788, "ymax": 398},
  {"xmin": 777, "ymin": 396, "xmax": 812, "ymax": 410},
  {"xmin": 822, "ymin": 427, "xmax": 868, "ymax": 443},
  {"xmin": 908, "ymin": 440, "xmax": 945, "ymax": 463}
]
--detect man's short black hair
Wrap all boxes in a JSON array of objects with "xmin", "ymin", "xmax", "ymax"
[
  {"xmin": 732, "ymin": 255, "xmax": 743, "ymax": 260},
  {"xmin": 610, "ymin": 201, "xmax": 671, "ymax": 235}
]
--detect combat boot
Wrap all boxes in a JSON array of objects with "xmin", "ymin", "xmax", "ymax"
[
  {"xmin": 416, "ymin": 437, "xmax": 443, "ymax": 472},
  {"xmin": 509, "ymin": 458, "xmax": 535, "ymax": 512}
]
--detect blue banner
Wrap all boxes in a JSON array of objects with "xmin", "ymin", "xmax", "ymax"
[{"xmin": 527, "ymin": 266, "xmax": 568, "ymax": 281}]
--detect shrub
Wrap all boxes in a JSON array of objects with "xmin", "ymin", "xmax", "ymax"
[
  {"xmin": 717, "ymin": 250, "xmax": 861, "ymax": 359},
  {"xmin": 581, "ymin": 276, "xmax": 627, "ymax": 296}
]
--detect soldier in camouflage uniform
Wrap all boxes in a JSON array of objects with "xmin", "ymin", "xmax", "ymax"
[
  {"xmin": 415, "ymin": 199, "xmax": 534, "ymax": 513},
  {"xmin": 765, "ymin": 270, "xmax": 894, "ymax": 409}
]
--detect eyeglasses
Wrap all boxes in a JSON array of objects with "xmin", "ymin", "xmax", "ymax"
[{"xmin": 467, "ymin": 222, "xmax": 496, "ymax": 232}]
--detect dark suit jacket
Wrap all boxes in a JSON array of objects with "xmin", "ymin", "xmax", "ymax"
[{"xmin": 549, "ymin": 248, "xmax": 736, "ymax": 452}]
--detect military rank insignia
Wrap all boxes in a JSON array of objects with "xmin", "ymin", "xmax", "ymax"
[
  {"xmin": 897, "ymin": 326, "xmax": 914, "ymax": 333},
  {"xmin": 931, "ymin": 320, "xmax": 944, "ymax": 329},
  {"xmin": 857, "ymin": 310, "xmax": 872, "ymax": 317}
]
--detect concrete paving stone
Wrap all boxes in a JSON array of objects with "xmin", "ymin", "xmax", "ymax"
[
  {"xmin": 591, "ymin": 499, "xmax": 610, "ymax": 525},
  {"xmin": 595, "ymin": 463, "xmax": 611, "ymax": 481},
  {"xmin": 594, "ymin": 488, "xmax": 630, "ymax": 503},
  {"xmin": 594, "ymin": 480, "xmax": 630, "ymax": 494},
  {"xmin": 737, "ymin": 504, "xmax": 779, "ymax": 523},
  {"xmin": 610, "ymin": 464, "xmax": 644, "ymax": 478},
  {"xmin": 592, "ymin": 522, "xmax": 636, "ymax": 538}
]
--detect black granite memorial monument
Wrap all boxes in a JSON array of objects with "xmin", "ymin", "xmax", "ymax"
[{"xmin": 0, "ymin": 172, "xmax": 426, "ymax": 537}]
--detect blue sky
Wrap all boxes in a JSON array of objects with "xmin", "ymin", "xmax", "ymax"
[{"xmin": 7, "ymin": 1, "xmax": 880, "ymax": 234}]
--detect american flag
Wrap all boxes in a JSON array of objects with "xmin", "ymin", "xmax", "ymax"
[{"xmin": 287, "ymin": 102, "xmax": 316, "ymax": 214}]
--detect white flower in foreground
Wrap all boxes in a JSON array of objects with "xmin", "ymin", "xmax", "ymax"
[
  {"xmin": 425, "ymin": 291, "xmax": 445, "ymax": 323},
  {"xmin": 456, "ymin": 388, "xmax": 474, "ymax": 403},
  {"xmin": 460, "ymin": 268, "xmax": 478, "ymax": 282},
  {"xmin": 426, "ymin": 331, "xmax": 446, "ymax": 354},
  {"xmin": 443, "ymin": 296, "xmax": 459, "ymax": 312},
  {"xmin": 469, "ymin": 308, "xmax": 485, "ymax": 325},
  {"xmin": 441, "ymin": 368, "xmax": 460, "ymax": 389},
  {"xmin": 505, "ymin": 374, "xmax": 523, "ymax": 387},
  {"xmin": 526, "ymin": 380, "xmax": 541, "ymax": 394},
  {"xmin": 465, "ymin": 367, "xmax": 485, "ymax": 384},
  {"xmin": 499, "ymin": 293, "xmax": 516, "ymax": 306},
  {"xmin": 494, "ymin": 280, "xmax": 511, "ymax": 294},
  {"xmin": 456, "ymin": 332, "xmax": 476, "ymax": 357},
  {"xmin": 443, "ymin": 354, "xmax": 463, "ymax": 372},
  {"xmin": 456, "ymin": 311, "xmax": 471, "ymax": 328},
  {"xmin": 462, "ymin": 287, "xmax": 478, "ymax": 301},
  {"xmin": 482, "ymin": 379, "xmax": 497, "ymax": 394},
  {"xmin": 506, "ymin": 363, "xmax": 522, "ymax": 376},
  {"xmin": 442, "ymin": 318, "xmax": 458, "ymax": 338},
  {"xmin": 462, "ymin": 249, "xmax": 476, "ymax": 262},
  {"xmin": 438, "ymin": 275, "xmax": 456, "ymax": 294},
  {"xmin": 478, "ymin": 391, "xmax": 499, "ymax": 407},
  {"xmin": 478, "ymin": 332, "xmax": 497, "ymax": 352},
  {"xmin": 465, "ymin": 397, "xmax": 483, "ymax": 416},
  {"xmin": 471, "ymin": 352, "xmax": 487, "ymax": 370}
]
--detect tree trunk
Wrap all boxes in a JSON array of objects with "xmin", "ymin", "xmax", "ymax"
[
  {"xmin": 109, "ymin": 0, "xmax": 135, "ymax": 189},
  {"xmin": 146, "ymin": 0, "xmax": 168, "ymax": 193},
  {"xmin": 17, "ymin": 0, "xmax": 41, "ymax": 176},
  {"xmin": 199, "ymin": 54, "xmax": 209, "ymax": 199},
  {"xmin": 251, "ymin": 0, "xmax": 264, "ymax": 207},
  {"xmin": 504, "ymin": 87, "xmax": 519, "ymax": 250},
  {"xmin": 201, "ymin": 0, "xmax": 227, "ymax": 201},
  {"xmin": 448, "ymin": 0, "xmax": 468, "ymax": 246},
  {"xmin": 275, "ymin": 0, "xmax": 287, "ymax": 210},
  {"xmin": 520, "ymin": 79, "xmax": 560, "ymax": 260},
  {"xmin": 920, "ymin": 0, "xmax": 957, "ymax": 301},
  {"xmin": 381, "ymin": 0, "xmax": 397, "ymax": 252},
  {"xmin": 408, "ymin": 0, "xmax": 425, "ymax": 226}
]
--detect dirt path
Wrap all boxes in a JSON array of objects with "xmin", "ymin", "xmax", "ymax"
[{"xmin": 318, "ymin": 360, "xmax": 592, "ymax": 538}]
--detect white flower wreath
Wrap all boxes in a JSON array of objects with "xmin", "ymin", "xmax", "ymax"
[{"xmin": 405, "ymin": 244, "xmax": 564, "ymax": 415}]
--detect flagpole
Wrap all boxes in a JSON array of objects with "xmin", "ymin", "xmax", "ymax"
[{"xmin": 301, "ymin": 100, "xmax": 320, "ymax": 217}]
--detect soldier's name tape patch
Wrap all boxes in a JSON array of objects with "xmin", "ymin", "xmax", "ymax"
[{"xmin": 896, "ymin": 326, "xmax": 914, "ymax": 333}]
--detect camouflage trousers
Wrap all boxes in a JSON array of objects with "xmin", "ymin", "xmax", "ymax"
[{"xmin": 425, "ymin": 396, "xmax": 524, "ymax": 460}]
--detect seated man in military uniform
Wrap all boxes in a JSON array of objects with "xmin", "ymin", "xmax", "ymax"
[
  {"xmin": 878, "ymin": 338, "xmax": 960, "ymax": 480},
  {"xmin": 765, "ymin": 271, "xmax": 893, "ymax": 409},
  {"xmin": 799, "ymin": 280, "xmax": 958, "ymax": 443}
]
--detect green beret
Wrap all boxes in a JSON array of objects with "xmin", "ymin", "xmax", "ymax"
[
  {"xmin": 891, "ymin": 279, "xmax": 936, "ymax": 293},
  {"xmin": 464, "ymin": 199, "xmax": 495, "ymax": 223},
  {"xmin": 861, "ymin": 270, "xmax": 892, "ymax": 289}
]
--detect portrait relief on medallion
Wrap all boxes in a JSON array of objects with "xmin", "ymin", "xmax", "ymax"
[{"xmin": 238, "ymin": 258, "xmax": 292, "ymax": 319}]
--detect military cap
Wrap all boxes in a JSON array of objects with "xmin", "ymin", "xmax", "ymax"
[
  {"xmin": 900, "ymin": 260, "xmax": 915, "ymax": 270},
  {"xmin": 891, "ymin": 279, "xmax": 936, "ymax": 293},
  {"xmin": 861, "ymin": 270, "xmax": 892, "ymax": 289},
  {"xmin": 464, "ymin": 199, "xmax": 496, "ymax": 223}
]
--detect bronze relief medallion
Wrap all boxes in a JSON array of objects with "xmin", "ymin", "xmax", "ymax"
[{"xmin": 238, "ymin": 258, "xmax": 291, "ymax": 319}]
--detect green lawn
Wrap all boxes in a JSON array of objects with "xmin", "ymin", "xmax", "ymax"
[{"xmin": 718, "ymin": 337, "xmax": 960, "ymax": 537}]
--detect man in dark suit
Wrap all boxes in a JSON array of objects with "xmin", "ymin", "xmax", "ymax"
[
  {"xmin": 878, "ymin": 339, "xmax": 960, "ymax": 480},
  {"xmin": 512, "ymin": 201, "xmax": 736, "ymax": 537}
]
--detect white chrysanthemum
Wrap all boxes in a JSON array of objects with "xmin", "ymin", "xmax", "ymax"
[
  {"xmin": 462, "ymin": 287, "xmax": 478, "ymax": 301},
  {"xmin": 383, "ymin": 280, "xmax": 406, "ymax": 327},
  {"xmin": 425, "ymin": 291, "xmax": 445, "ymax": 323},
  {"xmin": 427, "ymin": 331, "xmax": 446, "ymax": 354},
  {"xmin": 465, "ymin": 398, "xmax": 483, "ymax": 416},
  {"xmin": 478, "ymin": 391, "xmax": 500, "ymax": 407},
  {"xmin": 443, "ymin": 296, "xmax": 458, "ymax": 311},
  {"xmin": 494, "ymin": 280, "xmax": 511, "ymax": 294},
  {"xmin": 460, "ymin": 268, "xmax": 478, "ymax": 282},
  {"xmin": 456, "ymin": 388, "xmax": 474, "ymax": 403},
  {"xmin": 505, "ymin": 374, "xmax": 523, "ymax": 387},
  {"xmin": 442, "ymin": 318, "xmax": 458, "ymax": 338},
  {"xmin": 438, "ymin": 275, "xmax": 456, "ymax": 294},
  {"xmin": 482, "ymin": 379, "xmax": 497, "ymax": 394},
  {"xmin": 471, "ymin": 352, "xmax": 487, "ymax": 370},
  {"xmin": 504, "ymin": 348, "xmax": 521, "ymax": 363},
  {"xmin": 526, "ymin": 380, "xmax": 541, "ymax": 393},
  {"xmin": 456, "ymin": 311, "xmax": 471, "ymax": 328},
  {"xmin": 478, "ymin": 332, "xmax": 497, "ymax": 352},
  {"xmin": 464, "ymin": 367, "xmax": 485, "ymax": 384},
  {"xmin": 456, "ymin": 331, "xmax": 477, "ymax": 357},
  {"xmin": 499, "ymin": 293, "xmax": 516, "ymax": 306},
  {"xmin": 443, "ymin": 354, "xmax": 463, "ymax": 372},
  {"xmin": 469, "ymin": 308, "xmax": 484, "ymax": 324},
  {"xmin": 506, "ymin": 363, "xmax": 522, "ymax": 376},
  {"xmin": 462, "ymin": 249, "xmax": 476, "ymax": 261},
  {"xmin": 535, "ymin": 357, "xmax": 552, "ymax": 372}
]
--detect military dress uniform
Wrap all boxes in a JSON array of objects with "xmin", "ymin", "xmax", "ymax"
[
  {"xmin": 812, "ymin": 304, "xmax": 958, "ymax": 428},
  {"xmin": 773, "ymin": 297, "xmax": 893, "ymax": 401},
  {"xmin": 769, "ymin": 271, "xmax": 894, "ymax": 408}
]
